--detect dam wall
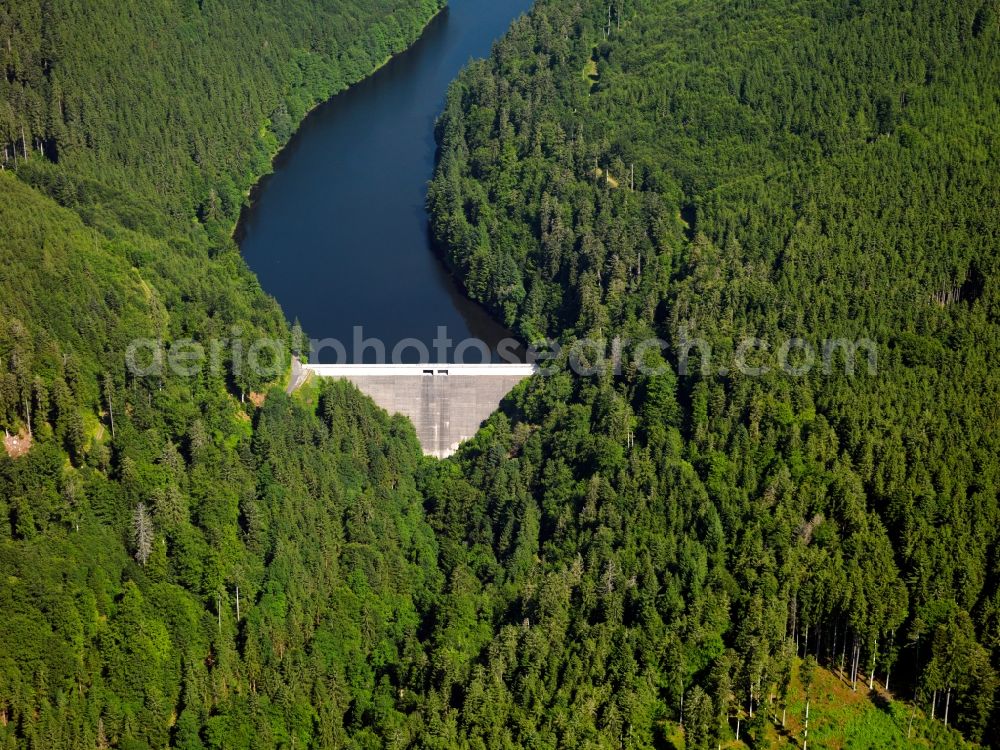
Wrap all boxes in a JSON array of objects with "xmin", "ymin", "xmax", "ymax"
[{"xmin": 303, "ymin": 364, "xmax": 537, "ymax": 458}]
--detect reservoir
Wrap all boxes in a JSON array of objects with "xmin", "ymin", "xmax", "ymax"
[{"xmin": 237, "ymin": 0, "xmax": 535, "ymax": 363}]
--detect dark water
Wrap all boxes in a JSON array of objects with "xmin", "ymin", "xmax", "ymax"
[{"xmin": 237, "ymin": 0, "xmax": 535, "ymax": 363}]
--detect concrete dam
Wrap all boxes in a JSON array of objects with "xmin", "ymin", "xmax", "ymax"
[{"xmin": 302, "ymin": 363, "xmax": 537, "ymax": 458}]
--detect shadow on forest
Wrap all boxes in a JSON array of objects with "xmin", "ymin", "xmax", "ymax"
[
  {"xmin": 679, "ymin": 203, "xmax": 696, "ymax": 242},
  {"xmin": 870, "ymin": 688, "xmax": 893, "ymax": 715},
  {"xmin": 654, "ymin": 723, "xmax": 681, "ymax": 750}
]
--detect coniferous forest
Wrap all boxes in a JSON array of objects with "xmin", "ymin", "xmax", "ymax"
[{"xmin": 1, "ymin": 0, "xmax": 999, "ymax": 748}]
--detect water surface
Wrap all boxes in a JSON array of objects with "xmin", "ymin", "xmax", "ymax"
[{"xmin": 238, "ymin": 0, "xmax": 535, "ymax": 363}]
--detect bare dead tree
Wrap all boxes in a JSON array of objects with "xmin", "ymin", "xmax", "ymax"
[
  {"xmin": 96, "ymin": 718, "xmax": 109, "ymax": 750},
  {"xmin": 103, "ymin": 374, "xmax": 116, "ymax": 439},
  {"xmin": 133, "ymin": 502, "xmax": 153, "ymax": 565},
  {"xmin": 62, "ymin": 472, "xmax": 83, "ymax": 532}
]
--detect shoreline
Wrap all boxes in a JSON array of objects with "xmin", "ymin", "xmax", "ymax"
[{"xmin": 232, "ymin": 4, "xmax": 448, "ymax": 244}]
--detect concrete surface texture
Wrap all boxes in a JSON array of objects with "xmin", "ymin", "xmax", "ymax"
[{"xmin": 303, "ymin": 364, "xmax": 537, "ymax": 458}]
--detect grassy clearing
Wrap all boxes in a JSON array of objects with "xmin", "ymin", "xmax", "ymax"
[
  {"xmin": 663, "ymin": 661, "xmax": 976, "ymax": 749},
  {"xmin": 771, "ymin": 661, "xmax": 973, "ymax": 749}
]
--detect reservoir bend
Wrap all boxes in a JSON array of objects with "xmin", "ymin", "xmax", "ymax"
[{"xmin": 237, "ymin": 0, "xmax": 536, "ymax": 363}]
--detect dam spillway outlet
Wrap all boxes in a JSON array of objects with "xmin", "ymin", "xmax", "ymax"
[{"xmin": 303, "ymin": 364, "xmax": 538, "ymax": 458}]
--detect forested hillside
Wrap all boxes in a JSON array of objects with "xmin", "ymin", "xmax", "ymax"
[
  {"xmin": 0, "ymin": 0, "xmax": 454, "ymax": 747},
  {"xmin": 427, "ymin": 0, "xmax": 1000, "ymax": 745},
  {"xmin": 1, "ymin": 0, "xmax": 444, "ymax": 222}
]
